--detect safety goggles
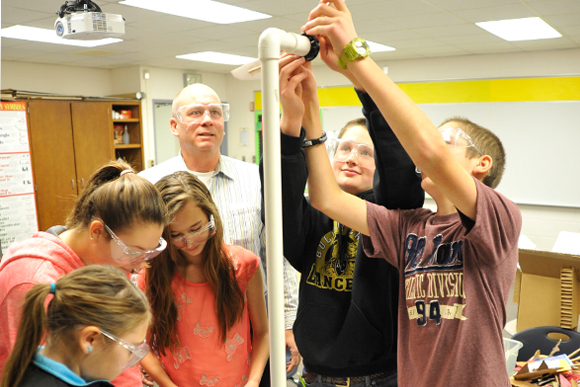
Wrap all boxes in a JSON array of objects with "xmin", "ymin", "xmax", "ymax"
[
  {"xmin": 439, "ymin": 127, "xmax": 483, "ymax": 155},
  {"xmin": 171, "ymin": 215, "xmax": 216, "ymax": 247},
  {"xmin": 100, "ymin": 329, "xmax": 150, "ymax": 370},
  {"xmin": 175, "ymin": 103, "xmax": 230, "ymax": 124},
  {"xmin": 92, "ymin": 217, "xmax": 167, "ymax": 265},
  {"xmin": 415, "ymin": 127, "xmax": 483, "ymax": 173},
  {"xmin": 326, "ymin": 138, "xmax": 375, "ymax": 169}
]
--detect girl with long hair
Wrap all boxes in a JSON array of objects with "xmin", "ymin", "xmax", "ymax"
[
  {"xmin": 137, "ymin": 171, "xmax": 269, "ymax": 387},
  {"xmin": 1, "ymin": 265, "xmax": 151, "ymax": 387},
  {"xmin": 0, "ymin": 160, "xmax": 167, "ymax": 387}
]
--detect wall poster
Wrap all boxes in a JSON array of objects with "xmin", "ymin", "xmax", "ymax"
[{"xmin": 0, "ymin": 101, "xmax": 38, "ymax": 255}]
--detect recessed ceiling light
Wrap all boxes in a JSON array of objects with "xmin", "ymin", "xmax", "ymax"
[
  {"xmin": 0, "ymin": 25, "xmax": 122, "ymax": 47},
  {"xmin": 367, "ymin": 40, "xmax": 396, "ymax": 53},
  {"xmin": 177, "ymin": 51, "xmax": 257, "ymax": 65},
  {"xmin": 476, "ymin": 17, "xmax": 562, "ymax": 41},
  {"xmin": 119, "ymin": 0, "xmax": 271, "ymax": 24}
]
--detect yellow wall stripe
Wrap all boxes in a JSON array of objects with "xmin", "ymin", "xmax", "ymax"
[{"xmin": 254, "ymin": 76, "xmax": 580, "ymax": 109}]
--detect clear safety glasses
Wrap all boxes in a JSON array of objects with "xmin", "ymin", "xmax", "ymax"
[
  {"xmin": 175, "ymin": 103, "xmax": 230, "ymax": 124},
  {"xmin": 100, "ymin": 329, "xmax": 150, "ymax": 370},
  {"xmin": 171, "ymin": 215, "xmax": 216, "ymax": 247},
  {"xmin": 439, "ymin": 127, "xmax": 483, "ymax": 155},
  {"xmin": 326, "ymin": 138, "xmax": 376, "ymax": 169},
  {"xmin": 92, "ymin": 217, "xmax": 167, "ymax": 265},
  {"xmin": 415, "ymin": 127, "xmax": 483, "ymax": 173}
]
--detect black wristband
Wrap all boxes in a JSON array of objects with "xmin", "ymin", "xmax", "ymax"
[{"xmin": 302, "ymin": 132, "xmax": 327, "ymax": 148}]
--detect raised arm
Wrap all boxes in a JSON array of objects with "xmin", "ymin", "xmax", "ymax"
[
  {"xmin": 357, "ymin": 90, "xmax": 424, "ymax": 210},
  {"xmin": 279, "ymin": 57, "xmax": 370, "ymax": 235},
  {"xmin": 303, "ymin": 0, "xmax": 479, "ymax": 220}
]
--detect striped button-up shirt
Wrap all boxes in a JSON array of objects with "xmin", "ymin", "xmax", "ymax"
[{"xmin": 139, "ymin": 153, "xmax": 298, "ymax": 328}]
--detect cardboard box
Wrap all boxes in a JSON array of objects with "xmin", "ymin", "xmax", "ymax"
[{"xmin": 515, "ymin": 249, "xmax": 580, "ymax": 332}]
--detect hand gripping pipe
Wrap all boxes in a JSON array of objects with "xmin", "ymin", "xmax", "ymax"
[{"xmin": 258, "ymin": 28, "xmax": 319, "ymax": 386}]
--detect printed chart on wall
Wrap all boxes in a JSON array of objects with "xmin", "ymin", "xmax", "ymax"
[{"xmin": 0, "ymin": 101, "xmax": 38, "ymax": 253}]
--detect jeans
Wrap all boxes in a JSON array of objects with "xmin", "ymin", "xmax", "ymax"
[{"xmin": 301, "ymin": 373, "xmax": 398, "ymax": 387}]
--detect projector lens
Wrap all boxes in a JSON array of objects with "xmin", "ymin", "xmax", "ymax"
[{"xmin": 55, "ymin": 21, "xmax": 64, "ymax": 37}]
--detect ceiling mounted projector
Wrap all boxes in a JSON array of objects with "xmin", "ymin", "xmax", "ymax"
[{"xmin": 55, "ymin": 0, "xmax": 125, "ymax": 40}]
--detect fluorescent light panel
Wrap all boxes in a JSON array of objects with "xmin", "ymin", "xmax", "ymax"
[
  {"xmin": 119, "ymin": 0, "xmax": 271, "ymax": 24},
  {"xmin": 177, "ymin": 51, "xmax": 257, "ymax": 65},
  {"xmin": 476, "ymin": 17, "xmax": 561, "ymax": 41},
  {"xmin": 1, "ymin": 25, "xmax": 122, "ymax": 47},
  {"xmin": 366, "ymin": 40, "xmax": 395, "ymax": 52}
]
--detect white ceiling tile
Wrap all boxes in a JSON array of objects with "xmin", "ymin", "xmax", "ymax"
[
  {"xmin": 1, "ymin": 0, "xmax": 579, "ymax": 72},
  {"xmin": 453, "ymin": 4, "xmax": 537, "ymax": 23},
  {"xmin": 348, "ymin": 0, "xmax": 442, "ymax": 18},
  {"xmin": 385, "ymin": 12, "xmax": 465, "ymax": 29},
  {"xmin": 1, "ymin": 6, "xmax": 52, "ymax": 26},
  {"xmin": 525, "ymin": 0, "xmax": 580, "ymax": 16}
]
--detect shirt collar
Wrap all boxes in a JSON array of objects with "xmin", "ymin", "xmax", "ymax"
[
  {"xmin": 33, "ymin": 353, "xmax": 107, "ymax": 386},
  {"xmin": 178, "ymin": 150, "xmax": 233, "ymax": 181}
]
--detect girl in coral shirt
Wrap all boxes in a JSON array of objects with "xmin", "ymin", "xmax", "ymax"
[{"xmin": 138, "ymin": 171, "xmax": 269, "ymax": 387}]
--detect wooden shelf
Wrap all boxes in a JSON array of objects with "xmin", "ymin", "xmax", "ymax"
[
  {"xmin": 112, "ymin": 118, "xmax": 140, "ymax": 123},
  {"xmin": 114, "ymin": 144, "xmax": 141, "ymax": 149}
]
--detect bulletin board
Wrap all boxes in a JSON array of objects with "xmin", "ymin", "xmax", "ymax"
[
  {"xmin": 0, "ymin": 101, "xmax": 38, "ymax": 254},
  {"xmin": 255, "ymin": 76, "xmax": 580, "ymax": 208}
]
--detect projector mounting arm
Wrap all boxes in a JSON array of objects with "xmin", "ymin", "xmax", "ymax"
[{"xmin": 56, "ymin": 0, "xmax": 103, "ymax": 18}]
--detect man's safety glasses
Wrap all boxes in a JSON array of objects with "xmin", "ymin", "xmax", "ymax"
[
  {"xmin": 92, "ymin": 217, "xmax": 167, "ymax": 265},
  {"xmin": 171, "ymin": 215, "xmax": 216, "ymax": 247},
  {"xmin": 100, "ymin": 329, "xmax": 150, "ymax": 370},
  {"xmin": 175, "ymin": 103, "xmax": 230, "ymax": 124}
]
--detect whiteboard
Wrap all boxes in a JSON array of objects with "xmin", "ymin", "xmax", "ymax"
[{"xmin": 321, "ymin": 101, "xmax": 580, "ymax": 208}]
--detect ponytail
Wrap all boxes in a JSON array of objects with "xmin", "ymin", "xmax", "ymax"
[
  {"xmin": 0, "ymin": 265, "xmax": 150, "ymax": 387},
  {"xmin": 1, "ymin": 284, "xmax": 52, "ymax": 387},
  {"xmin": 66, "ymin": 160, "xmax": 167, "ymax": 234}
]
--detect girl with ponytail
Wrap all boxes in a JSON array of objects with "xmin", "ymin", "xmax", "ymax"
[
  {"xmin": 1, "ymin": 265, "xmax": 150, "ymax": 387},
  {"xmin": 0, "ymin": 160, "xmax": 167, "ymax": 387}
]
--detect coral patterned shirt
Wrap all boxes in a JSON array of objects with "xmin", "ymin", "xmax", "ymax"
[{"xmin": 143, "ymin": 245, "xmax": 259, "ymax": 387}]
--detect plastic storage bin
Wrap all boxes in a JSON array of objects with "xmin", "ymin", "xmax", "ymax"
[{"xmin": 504, "ymin": 337, "xmax": 523, "ymax": 376}]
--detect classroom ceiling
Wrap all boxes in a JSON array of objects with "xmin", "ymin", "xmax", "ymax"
[{"xmin": 2, "ymin": 0, "xmax": 580, "ymax": 74}]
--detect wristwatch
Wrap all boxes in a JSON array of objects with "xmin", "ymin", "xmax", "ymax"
[{"xmin": 338, "ymin": 38, "xmax": 371, "ymax": 70}]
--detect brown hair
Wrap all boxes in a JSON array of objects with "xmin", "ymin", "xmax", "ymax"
[
  {"xmin": 439, "ymin": 117, "xmax": 506, "ymax": 189},
  {"xmin": 66, "ymin": 160, "xmax": 167, "ymax": 235},
  {"xmin": 1, "ymin": 265, "xmax": 150, "ymax": 387},
  {"xmin": 146, "ymin": 172, "xmax": 244, "ymax": 355},
  {"xmin": 338, "ymin": 117, "xmax": 367, "ymax": 139}
]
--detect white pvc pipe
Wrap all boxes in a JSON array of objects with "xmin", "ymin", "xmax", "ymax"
[{"xmin": 259, "ymin": 27, "xmax": 314, "ymax": 386}]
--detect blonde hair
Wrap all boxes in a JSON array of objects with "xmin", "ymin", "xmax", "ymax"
[
  {"xmin": 1, "ymin": 265, "xmax": 150, "ymax": 387},
  {"xmin": 338, "ymin": 117, "xmax": 367, "ymax": 139}
]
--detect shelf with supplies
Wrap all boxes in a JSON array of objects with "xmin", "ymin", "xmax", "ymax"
[{"xmin": 110, "ymin": 101, "xmax": 144, "ymax": 172}]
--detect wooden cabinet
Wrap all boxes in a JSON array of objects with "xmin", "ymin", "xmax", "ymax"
[{"xmin": 26, "ymin": 99, "xmax": 144, "ymax": 231}]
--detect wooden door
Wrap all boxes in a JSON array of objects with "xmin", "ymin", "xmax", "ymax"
[
  {"xmin": 27, "ymin": 100, "xmax": 77, "ymax": 231},
  {"xmin": 71, "ymin": 102, "xmax": 114, "ymax": 190}
]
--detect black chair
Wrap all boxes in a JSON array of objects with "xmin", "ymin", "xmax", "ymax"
[{"xmin": 511, "ymin": 326, "xmax": 580, "ymax": 361}]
